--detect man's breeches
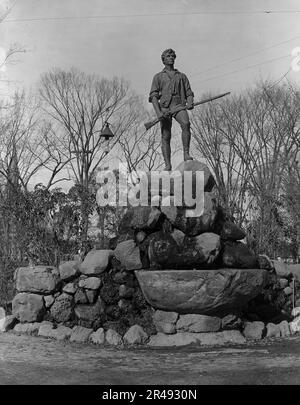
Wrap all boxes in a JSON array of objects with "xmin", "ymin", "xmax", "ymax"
[{"xmin": 160, "ymin": 109, "xmax": 191, "ymax": 141}]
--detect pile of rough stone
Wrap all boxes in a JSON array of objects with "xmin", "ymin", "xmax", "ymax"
[
  {"xmin": 1, "ymin": 160, "xmax": 300, "ymax": 347},
  {"xmin": 110, "ymin": 160, "xmax": 261, "ymax": 272},
  {"xmin": 7, "ymin": 254, "xmax": 153, "ymax": 334},
  {"xmin": 0, "ymin": 253, "xmax": 299, "ymax": 347},
  {"xmin": 1, "ymin": 302, "xmax": 300, "ymax": 348}
]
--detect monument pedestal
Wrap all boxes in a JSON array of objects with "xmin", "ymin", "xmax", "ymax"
[{"xmin": 135, "ymin": 269, "xmax": 269, "ymax": 316}]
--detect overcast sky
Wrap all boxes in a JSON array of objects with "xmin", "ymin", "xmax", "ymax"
[
  {"xmin": 1, "ymin": 0, "xmax": 300, "ymax": 98},
  {"xmin": 0, "ymin": 0, "xmax": 300, "ymax": 187}
]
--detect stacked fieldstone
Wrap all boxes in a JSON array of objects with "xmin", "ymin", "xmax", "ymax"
[
  {"xmin": 2, "ymin": 255, "xmax": 153, "ymax": 344},
  {"xmin": 10, "ymin": 251, "xmax": 154, "ymax": 335},
  {"xmin": 146, "ymin": 307, "xmax": 298, "ymax": 347},
  {"xmin": 1, "ymin": 258, "xmax": 300, "ymax": 346},
  {"xmin": 1, "ymin": 160, "xmax": 300, "ymax": 347},
  {"xmin": 242, "ymin": 259, "xmax": 300, "ymax": 324}
]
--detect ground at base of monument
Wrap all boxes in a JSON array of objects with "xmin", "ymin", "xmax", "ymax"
[{"xmin": 0, "ymin": 332, "xmax": 299, "ymax": 385}]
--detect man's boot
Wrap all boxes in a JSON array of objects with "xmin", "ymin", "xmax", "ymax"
[
  {"xmin": 182, "ymin": 130, "xmax": 193, "ymax": 161},
  {"xmin": 162, "ymin": 137, "xmax": 172, "ymax": 171}
]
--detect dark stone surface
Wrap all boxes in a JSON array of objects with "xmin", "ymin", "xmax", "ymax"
[
  {"xmin": 220, "ymin": 221, "xmax": 246, "ymax": 241},
  {"xmin": 148, "ymin": 231, "xmax": 221, "ymax": 269},
  {"xmin": 118, "ymin": 206, "xmax": 162, "ymax": 234},
  {"xmin": 74, "ymin": 298, "xmax": 106, "ymax": 324},
  {"xmin": 258, "ymin": 255, "xmax": 274, "ymax": 271},
  {"xmin": 50, "ymin": 293, "xmax": 73, "ymax": 323},
  {"xmin": 74, "ymin": 288, "xmax": 88, "ymax": 304},
  {"xmin": 161, "ymin": 192, "xmax": 218, "ymax": 236},
  {"xmin": 135, "ymin": 269, "xmax": 268, "ymax": 315},
  {"xmin": 221, "ymin": 241, "xmax": 259, "ymax": 269}
]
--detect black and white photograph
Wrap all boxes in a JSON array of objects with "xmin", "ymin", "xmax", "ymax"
[{"xmin": 0, "ymin": 0, "xmax": 299, "ymax": 390}]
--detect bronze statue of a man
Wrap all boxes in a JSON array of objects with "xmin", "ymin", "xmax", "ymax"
[{"xmin": 149, "ymin": 48, "xmax": 194, "ymax": 170}]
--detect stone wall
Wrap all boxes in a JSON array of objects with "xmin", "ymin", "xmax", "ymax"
[
  {"xmin": 1, "ymin": 172, "xmax": 300, "ymax": 347},
  {"xmin": 11, "ymin": 253, "xmax": 156, "ymax": 336},
  {"xmin": 0, "ymin": 252, "xmax": 299, "ymax": 347}
]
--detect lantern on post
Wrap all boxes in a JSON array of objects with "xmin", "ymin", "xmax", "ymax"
[{"xmin": 100, "ymin": 122, "xmax": 114, "ymax": 154}]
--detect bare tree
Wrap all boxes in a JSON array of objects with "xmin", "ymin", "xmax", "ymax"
[
  {"xmin": 191, "ymin": 95, "xmax": 252, "ymax": 225},
  {"xmin": 117, "ymin": 103, "xmax": 163, "ymax": 173},
  {"xmin": 39, "ymin": 68, "xmax": 141, "ymax": 185},
  {"xmin": 0, "ymin": 91, "xmax": 60, "ymax": 190},
  {"xmin": 191, "ymin": 81, "xmax": 300, "ymax": 256},
  {"xmin": 39, "ymin": 68, "xmax": 142, "ymax": 244},
  {"xmin": 0, "ymin": 2, "xmax": 26, "ymax": 79},
  {"xmin": 282, "ymin": 158, "xmax": 300, "ymax": 261}
]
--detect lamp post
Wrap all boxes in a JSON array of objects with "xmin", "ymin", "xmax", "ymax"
[
  {"xmin": 70, "ymin": 121, "xmax": 115, "ymax": 156},
  {"xmin": 99, "ymin": 122, "xmax": 115, "ymax": 154}
]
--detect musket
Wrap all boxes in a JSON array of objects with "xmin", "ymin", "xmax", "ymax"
[{"xmin": 144, "ymin": 91, "xmax": 231, "ymax": 131}]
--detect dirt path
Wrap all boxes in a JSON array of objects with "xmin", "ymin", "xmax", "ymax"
[{"xmin": 0, "ymin": 332, "xmax": 300, "ymax": 385}]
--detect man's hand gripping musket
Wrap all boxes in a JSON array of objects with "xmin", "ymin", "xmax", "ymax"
[{"xmin": 144, "ymin": 92, "xmax": 231, "ymax": 131}]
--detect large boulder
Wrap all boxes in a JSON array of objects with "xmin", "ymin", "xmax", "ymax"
[
  {"xmin": 135, "ymin": 269, "xmax": 268, "ymax": 315},
  {"xmin": 221, "ymin": 241, "xmax": 259, "ymax": 269},
  {"xmin": 196, "ymin": 330, "xmax": 246, "ymax": 345},
  {"xmin": 90, "ymin": 327, "xmax": 105, "ymax": 345},
  {"xmin": 63, "ymin": 282, "xmax": 77, "ymax": 295},
  {"xmin": 273, "ymin": 260, "xmax": 292, "ymax": 278},
  {"xmin": 148, "ymin": 332, "xmax": 198, "ymax": 347},
  {"xmin": 118, "ymin": 206, "xmax": 162, "ymax": 233},
  {"xmin": 148, "ymin": 232, "xmax": 221, "ymax": 269},
  {"xmin": 179, "ymin": 233, "xmax": 221, "ymax": 266},
  {"xmin": 80, "ymin": 250, "xmax": 113, "ymax": 275},
  {"xmin": 78, "ymin": 277, "xmax": 101, "ymax": 290},
  {"xmin": 50, "ymin": 293, "xmax": 73, "ymax": 323},
  {"xmin": 176, "ymin": 314, "xmax": 221, "ymax": 333},
  {"xmin": 70, "ymin": 326, "xmax": 93, "ymax": 343},
  {"xmin": 38, "ymin": 321, "xmax": 55, "ymax": 338},
  {"xmin": 15, "ymin": 266, "xmax": 59, "ymax": 294},
  {"xmin": 174, "ymin": 160, "xmax": 216, "ymax": 193},
  {"xmin": 52, "ymin": 325, "xmax": 72, "ymax": 341},
  {"xmin": 12, "ymin": 293, "xmax": 45, "ymax": 323},
  {"xmin": 59, "ymin": 261, "xmax": 80, "ymax": 281},
  {"xmin": 74, "ymin": 297, "xmax": 105, "ymax": 325},
  {"xmin": 105, "ymin": 329, "xmax": 123, "ymax": 346},
  {"xmin": 266, "ymin": 323, "xmax": 281, "ymax": 338},
  {"xmin": 278, "ymin": 320, "xmax": 291, "ymax": 337},
  {"xmin": 145, "ymin": 161, "xmax": 215, "ymax": 205},
  {"xmin": 14, "ymin": 322, "xmax": 40, "ymax": 335},
  {"xmin": 170, "ymin": 229, "xmax": 185, "ymax": 246},
  {"xmin": 273, "ymin": 261, "xmax": 300, "ymax": 281},
  {"xmin": 243, "ymin": 321, "xmax": 265, "ymax": 340},
  {"xmin": 143, "ymin": 160, "xmax": 214, "ymax": 200},
  {"xmin": 220, "ymin": 221, "xmax": 246, "ymax": 241},
  {"xmin": 148, "ymin": 330, "xmax": 246, "ymax": 347},
  {"xmin": 290, "ymin": 317, "xmax": 300, "ymax": 334},
  {"xmin": 221, "ymin": 314, "xmax": 242, "ymax": 330},
  {"xmin": 44, "ymin": 295, "xmax": 55, "ymax": 308},
  {"xmin": 153, "ymin": 310, "xmax": 179, "ymax": 334},
  {"xmin": 148, "ymin": 232, "xmax": 179, "ymax": 269},
  {"xmin": 74, "ymin": 288, "xmax": 88, "ymax": 304},
  {"xmin": 114, "ymin": 240, "xmax": 143, "ymax": 271},
  {"xmin": 161, "ymin": 192, "xmax": 218, "ymax": 236},
  {"xmin": 123, "ymin": 325, "xmax": 148, "ymax": 345}
]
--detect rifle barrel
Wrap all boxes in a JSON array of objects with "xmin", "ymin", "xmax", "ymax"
[
  {"xmin": 194, "ymin": 92, "xmax": 231, "ymax": 107},
  {"xmin": 144, "ymin": 91, "xmax": 231, "ymax": 130}
]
